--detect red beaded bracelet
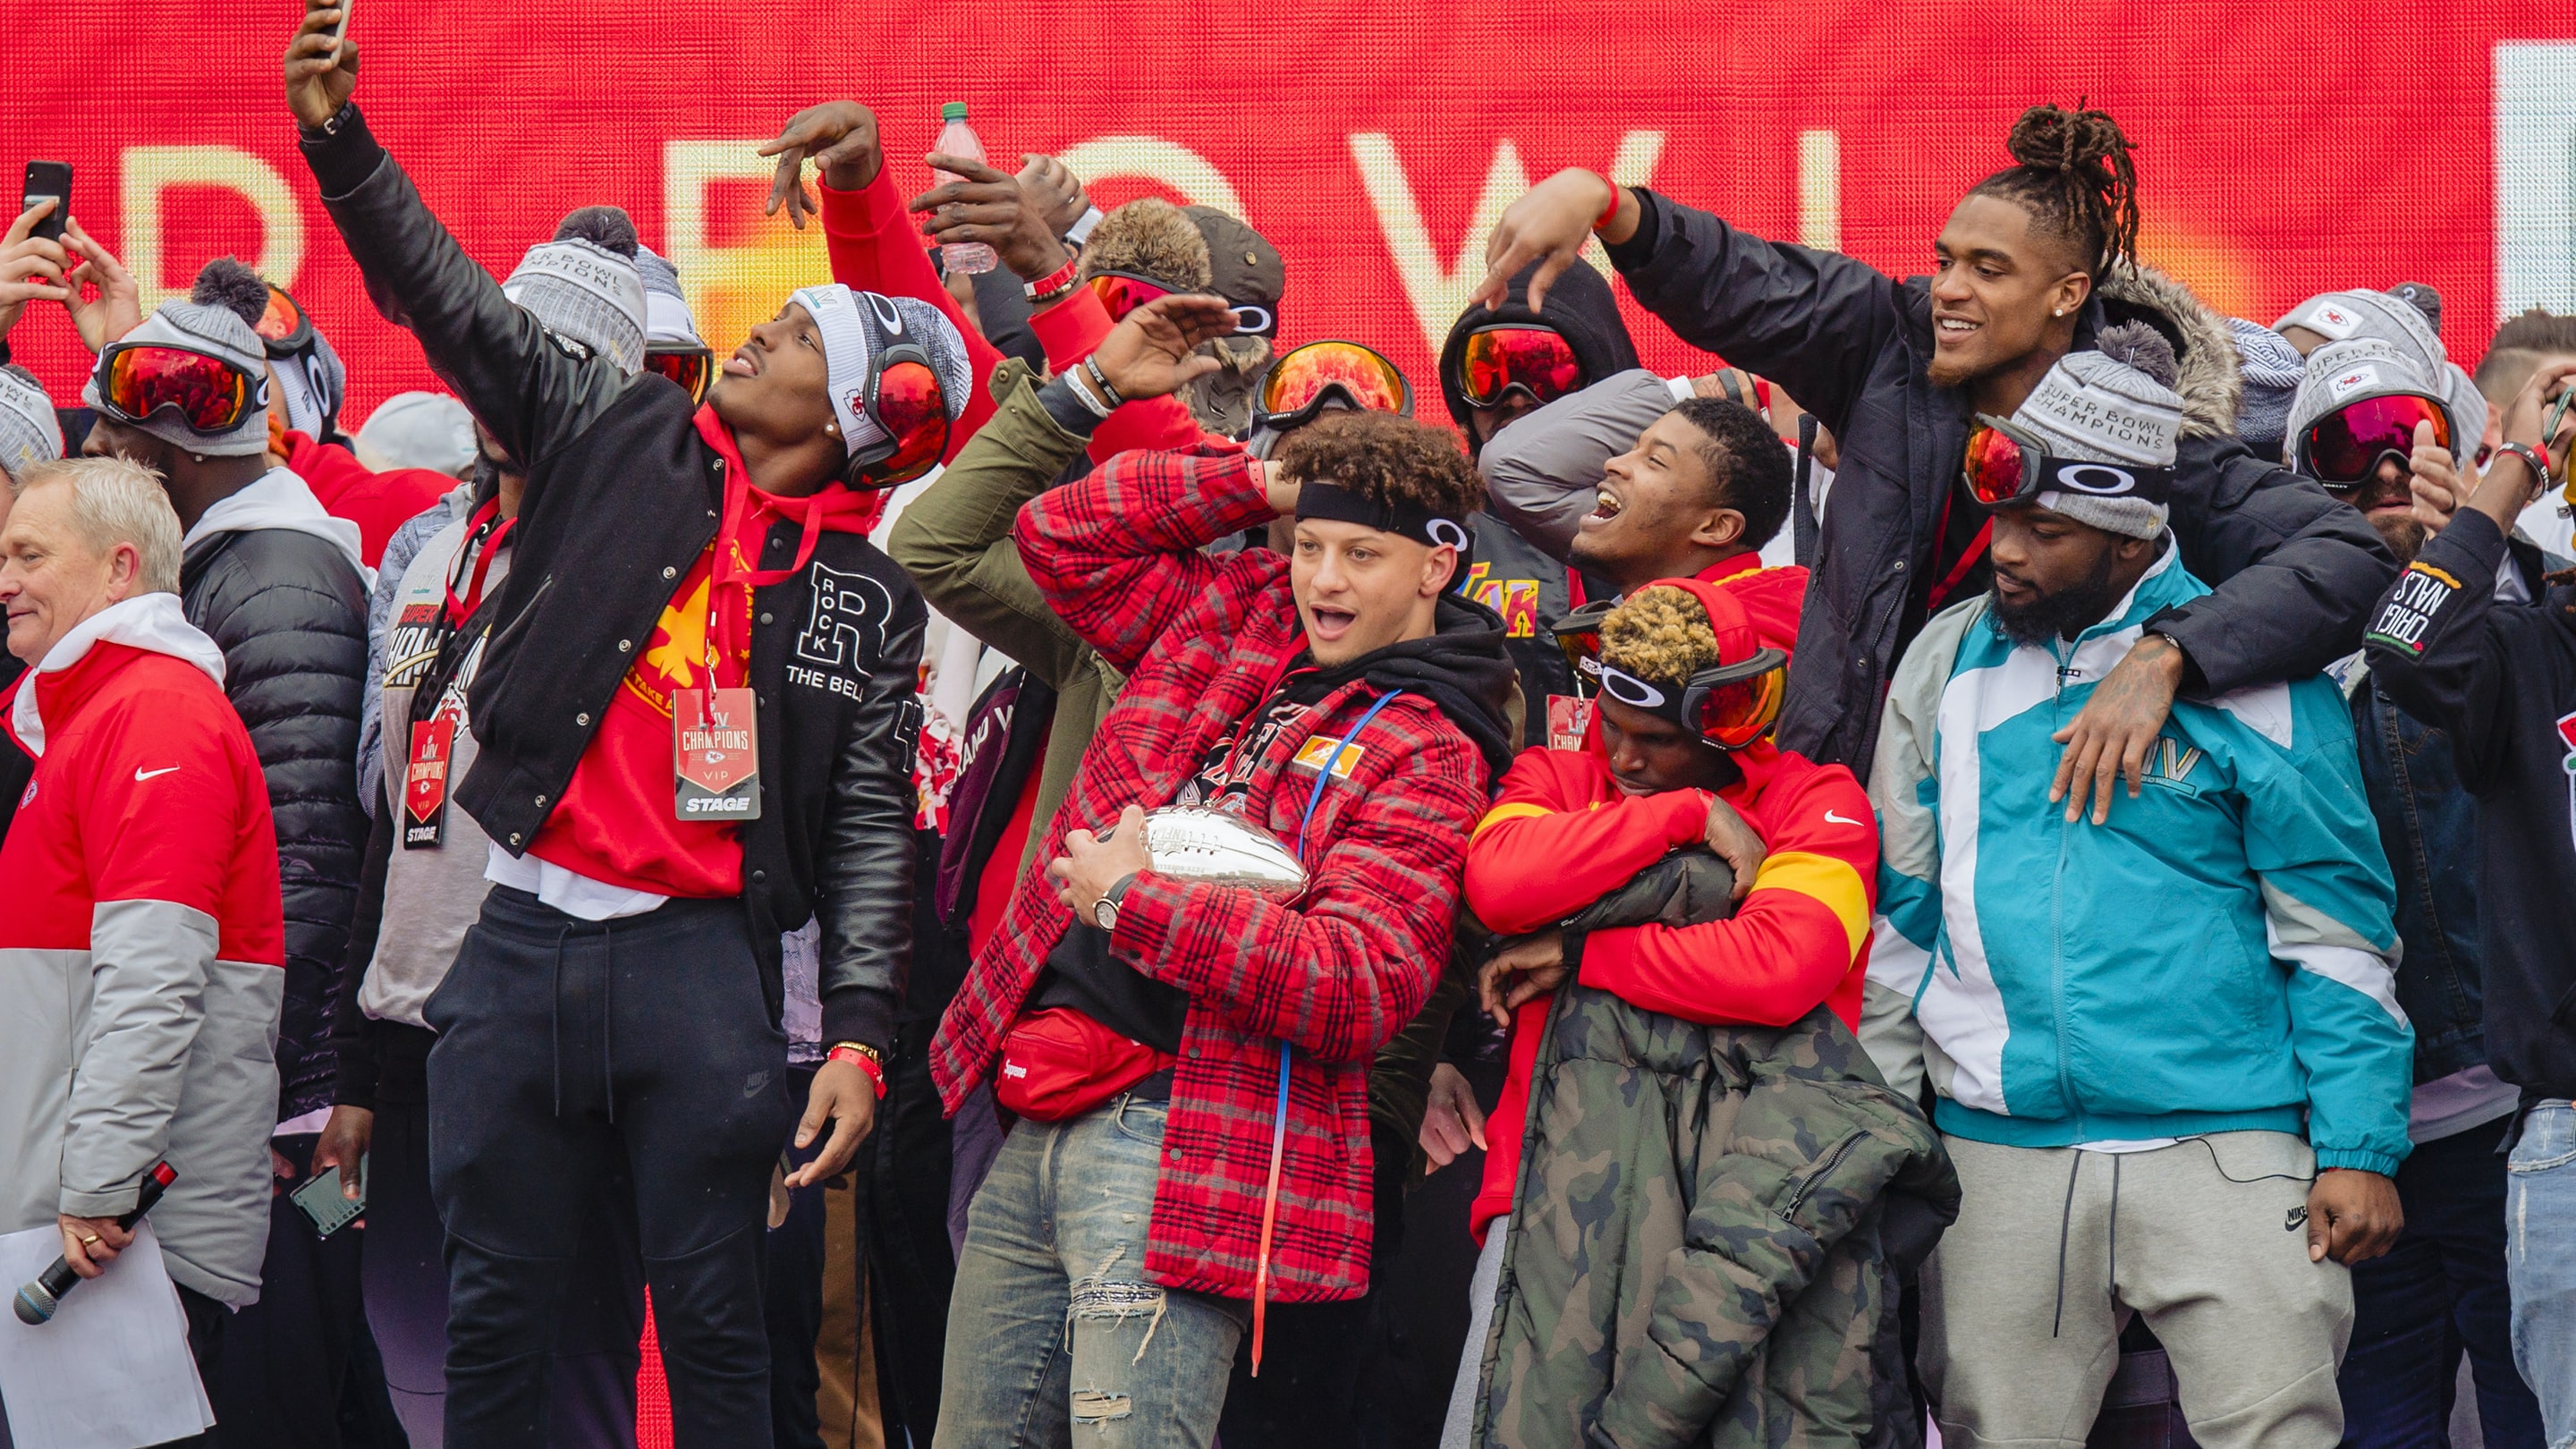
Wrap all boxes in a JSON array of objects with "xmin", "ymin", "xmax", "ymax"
[
  {"xmin": 1024, "ymin": 254, "xmax": 1082, "ymax": 304},
  {"xmin": 826, "ymin": 1044, "xmax": 886, "ymax": 1099}
]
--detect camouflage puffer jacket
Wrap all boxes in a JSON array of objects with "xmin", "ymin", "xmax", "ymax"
[{"xmin": 1472, "ymin": 983, "xmax": 1958, "ymax": 1449}]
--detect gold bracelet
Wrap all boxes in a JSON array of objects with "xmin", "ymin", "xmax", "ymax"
[{"xmin": 826, "ymin": 1040, "xmax": 882, "ymax": 1063}]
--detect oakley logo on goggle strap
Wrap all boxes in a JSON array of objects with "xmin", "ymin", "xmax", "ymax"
[
  {"xmin": 2052, "ymin": 463, "xmax": 2146, "ymax": 495},
  {"xmin": 1229, "ymin": 304, "xmax": 1273, "ymax": 335},
  {"xmin": 1597, "ymin": 666, "xmax": 1668, "ymax": 708},
  {"xmin": 866, "ymin": 292, "xmax": 905, "ymax": 333}
]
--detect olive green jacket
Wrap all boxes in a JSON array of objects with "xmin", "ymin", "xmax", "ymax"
[
  {"xmin": 886, "ymin": 360, "xmax": 1126, "ymax": 877},
  {"xmin": 1475, "ymin": 989, "xmax": 1958, "ymax": 1449}
]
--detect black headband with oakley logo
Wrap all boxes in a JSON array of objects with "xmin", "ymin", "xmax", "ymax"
[{"xmin": 1293, "ymin": 479, "xmax": 1469, "ymax": 551}]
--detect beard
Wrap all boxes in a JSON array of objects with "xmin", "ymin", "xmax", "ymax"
[
  {"xmin": 2368, "ymin": 510, "xmax": 2427, "ymax": 566},
  {"xmin": 1991, "ymin": 547, "xmax": 2126, "ymax": 647}
]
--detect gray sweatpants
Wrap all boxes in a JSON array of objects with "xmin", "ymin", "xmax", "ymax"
[{"xmin": 1922, "ymin": 1131, "xmax": 2353, "ymax": 1449}]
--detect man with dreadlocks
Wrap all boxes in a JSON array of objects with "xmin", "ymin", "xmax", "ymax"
[
  {"xmin": 1865, "ymin": 329, "xmax": 2411, "ymax": 1449},
  {"xmin": 1476, "ymin": 104, "xmax": 2391, "ymax": 810}
]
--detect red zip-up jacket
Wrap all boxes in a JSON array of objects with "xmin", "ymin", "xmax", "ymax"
[
  {"xmin": 817, "ymin": 172, "xmax": 1201, "ymax": 462},
  {"xmin": 929, "ymin": 445, "xmax": 1498, "ymax": 1302}
]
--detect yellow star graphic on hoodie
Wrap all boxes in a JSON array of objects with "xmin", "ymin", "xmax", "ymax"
[{"xmin": 640, "ymin": 574, "xmax": 716, "ymax": 695}]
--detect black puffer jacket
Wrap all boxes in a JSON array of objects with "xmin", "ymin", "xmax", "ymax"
[
  {"xmin": 1604, "ymin": 190, "xmax": 2396, "ymax": 776},
  {"xmin": 303, "ymin": 107, "xmax": 921, "ymax": 1053},
  {"xmin": 182, "ymin": 526, "xmax": 369, "ymax": 1123}
]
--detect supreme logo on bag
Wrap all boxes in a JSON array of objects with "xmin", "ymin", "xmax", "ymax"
[{"xmin": 674, "ymin": 686, "xmax": 760, "ymax": 819}]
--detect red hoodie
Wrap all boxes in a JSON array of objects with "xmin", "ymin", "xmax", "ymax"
[
  {"xmin": 284, "ymin": 431, "xmax": 453, "ymax": 569},
  {"xmin": 1459, "ymin": 559, "xmax": 1877, "ymax": 1241}
]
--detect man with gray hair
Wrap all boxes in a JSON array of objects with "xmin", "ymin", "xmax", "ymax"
[
  {"xmin": 0, "ymin": 362, "xmax": 64, "ymax": 836},
  {"xmin": 0, "ymin": 456, "xmax": 285, "ymax": 1442},
  {"xmin": 1863, "ymin": 326, "xmax": 2413, "ymax": 1449}
]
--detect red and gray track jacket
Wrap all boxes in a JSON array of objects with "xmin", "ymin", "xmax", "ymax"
[
  {"xmin": 0, "ymin": 594, "xmax": 284, "ymax": 1307},
  {"xmin": 930, "ymin": 445, "xmax": 1513, "ymax": 1302}
]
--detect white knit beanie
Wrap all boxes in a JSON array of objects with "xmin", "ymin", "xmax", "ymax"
[
  {"xmin": 784, "ymin": 284, "xmax": 973, "ymax": 459},
  {"xmin": 636, "ymin": 245, "xmax": 703, "ymax": 350}
]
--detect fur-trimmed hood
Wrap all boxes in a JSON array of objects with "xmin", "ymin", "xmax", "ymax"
[{"xmin": 2092, "ymin": 264, "xmax": 2242, "ymax": 442}]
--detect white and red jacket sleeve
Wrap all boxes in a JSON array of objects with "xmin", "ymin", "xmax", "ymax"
[{"xmin": 53, "ymin": 689, "xmax": 275, "ymax": 1216}]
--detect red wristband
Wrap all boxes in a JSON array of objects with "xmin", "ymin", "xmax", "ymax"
[
  {"xmin": 1591, "ymin": 184, "xmax": 1625, "ymax": 235},
  {"xmin": 827, "ymin": 1045, "xmax": 886, "ymax": 1099},
  {"xmin": 1024, "ymin": 254, "xmax": 1082, "ymax": 304}
]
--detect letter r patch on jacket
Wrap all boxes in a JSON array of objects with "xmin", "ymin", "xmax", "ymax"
[{"xmin": 2363, "ymin": 563, "xmax": 2460, "ymax": 656}]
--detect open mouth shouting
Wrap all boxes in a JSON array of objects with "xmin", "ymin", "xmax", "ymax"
[{"xmin": 1580, "ymin": 481, "xmax": 1626, "ymax": 532}]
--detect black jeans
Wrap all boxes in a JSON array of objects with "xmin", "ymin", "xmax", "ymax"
[
  {"xmin": 424, "ymin": 887, "xmax": 794, "ymax": 1449},
  {"xmin": 2337, "ymin": 1121, "xmax": 2544, "ymax": 1449}
]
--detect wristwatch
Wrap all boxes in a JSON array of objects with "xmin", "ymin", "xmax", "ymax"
[{"xmin": 1092, "ymin": 872, "xmax": 1139, "ymax": 933}]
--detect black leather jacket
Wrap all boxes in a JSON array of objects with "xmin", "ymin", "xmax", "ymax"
[
  {"xmin": 301, "ymin": 108, "xmax": 920, "ymax": 1051},
  {"xmin": 182, "ymin": 526, "xmax": 369, "ymax": 1123}
]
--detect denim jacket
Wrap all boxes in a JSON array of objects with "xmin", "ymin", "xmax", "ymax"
[{"xmin": 2351, "ymin": 531, "xmax": 2563, "ymax": 1083}]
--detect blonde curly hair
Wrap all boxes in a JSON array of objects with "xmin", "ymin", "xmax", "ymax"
[{"xmin": 1597, "ymin": 585, "xmax": 1720, "ymax": 691}]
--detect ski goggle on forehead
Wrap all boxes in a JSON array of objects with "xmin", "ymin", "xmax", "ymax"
[
  {"xmin": 253, "ymin": 285, "xmax": 315, "ymax": 358},
  {"xmin": 1962, "ymin": 415, "xmax": 2174, "ymax": 511},
  {"xmin": 2293, "ymin": 392, "xmax": 2452, "ymax": 491},
  {"xmin": 1459, "ymin": 325, "xmax": 1582, "ymax": 410},
  {"xmin": 1086, "ymin": 271, "xmax": 1272, "ymax": 338},
  {"xmin": 845, "ymin": 344, "xmax": 950, "ymax": 490},
  {"xmin": 646, "ymin": 345, "xmax": 715, "ymax": 403},
  {"xmin": 95, "ymin": 343, "xmax": 265, "ymax": 436},
  {"xmin": 1549, "ymin": 601, "xmax": 1788, "ymax": 750},
  {"xmin": 1256, "ymin": 341, "xmax": 1411, "ymax": 430}
]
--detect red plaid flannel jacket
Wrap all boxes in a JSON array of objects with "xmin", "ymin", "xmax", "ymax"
[{"xmin": 929, "ymin": 444, "xmax": 1492, "ymax": 1301}]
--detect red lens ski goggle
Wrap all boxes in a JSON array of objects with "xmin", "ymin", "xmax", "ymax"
[
  {"xmin": 646, "ymin": 346, "xmax": 715, "ymax": 403},
  {"xmin": 95, "ymin": 343, "xmax": 263, "ymax": 436},
  {"xmin": 1255, "ymin": 340, "xmax": 1411, "ymax": 432},
  {"xmin": 1459, "ymin": 324, "xmax": 1583, "ymax": 410},
  {"xmin": 1550, "ymin": 598, "xmax": 1787, "ymax": 750},
  {"xmin": 2294, "ymin": 392, "xmax": 2451, "ymax": 490},
  {"xmin": 1962, "ymin": 415, "xmax": 2174, "ymax": 512},
  {"xmin": 847, "ymin": 347, "xmax": 951, "ymax": 490}
]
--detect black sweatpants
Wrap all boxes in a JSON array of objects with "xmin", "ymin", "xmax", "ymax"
[
  {"xmin": 369, "ymin": 1070, "xmax": 646, "ymax": 1447},
  {"xmin": 425, "ymin": 886, "xmax": 794, "ymax": 1449}
]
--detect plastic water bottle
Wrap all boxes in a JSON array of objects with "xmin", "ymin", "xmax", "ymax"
[{"xmin": 934, "ymin": 102, "xmax": 998, "ymax": 275}]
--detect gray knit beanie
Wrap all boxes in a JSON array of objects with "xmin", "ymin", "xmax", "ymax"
[
  {"xmin": 503, "ymin": 208, "xmax": 648, "ymax": 376},
  {"xmin": 2008, "ymin": 322, "xmax": 2182, "ymax": 539},
  {"xmin": 0, "ymin": 364, "xmax": 62, "ymax": 480},
  {"xmin": 635, "ymin": 245, "xmax": 703, "ymax": 350},
  {"xmin": 2282, "ymin": 339, "xmax": 2454, "ymax": 476},
  {"xmin": 2275, "ymin": 289, "xmax": 2445, "ymax": 375},
  {"xmin": 2229, "ymin": 317, "xmax": 2306, "ymax": 453},
  {"xmin": 80, "ymin": 258, "xmax": 273, "ymax": 457}
]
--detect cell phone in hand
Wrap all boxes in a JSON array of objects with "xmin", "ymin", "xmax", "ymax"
[
  {"xmin": 289, "ymin": 1154, "xmax": 366, "ymax": 1239},
  {"xmin": 326, "ymin": 0, "xmax": 352, "ymax": 47},
  {"xmin": 21, "ymin": 161, "xmax": 70, "ymax": 244}
]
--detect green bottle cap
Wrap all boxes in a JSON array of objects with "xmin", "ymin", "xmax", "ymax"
[{"xmin": 941, "ymin": 102, "xmax": 969, "ymax": 122}]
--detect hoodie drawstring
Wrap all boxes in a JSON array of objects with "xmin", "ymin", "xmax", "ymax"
[
  {"xmin": 602, "ymin": 921, "xmax": 618, "ymax": 1124},
  {"xmin": 549, "ymin": 923, "xmax": 572, "ymax": 1118},
  {"xmin": 2051, "ymin": 1150, "xmax": 2081, "ymax": 1337}
]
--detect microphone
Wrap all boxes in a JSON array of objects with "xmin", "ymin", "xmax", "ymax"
[{"xmin": 14, "ymin": 1161, "xmax": 177, "ymax": 1326}]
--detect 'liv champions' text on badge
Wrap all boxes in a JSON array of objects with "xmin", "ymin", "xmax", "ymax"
[{"xmin": 674, "ymin": 687, "xmax": 760, "ymax": 819}]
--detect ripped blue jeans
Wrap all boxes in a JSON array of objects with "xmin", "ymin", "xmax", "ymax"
[{"xmin": 933, "ymin": 1091, "xmax": 1249, "ymax": 1448}]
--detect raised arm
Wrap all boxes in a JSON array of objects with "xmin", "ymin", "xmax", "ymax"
[
  {"xmin": 1012, "ymin": 294, "xmax": 1263, "ymax": 673},
  {"xmin": 286, "ymin": 5, "xmax": 626, "ymax": 478},
  {"xmin": 1475, "ymin": 169, "xmax": 1905, "ymax": 435}
]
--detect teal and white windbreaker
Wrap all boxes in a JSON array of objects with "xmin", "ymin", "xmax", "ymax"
[{"xmin": 1860, "ymin": 545, "xmax": 2413, "ymax": 1174}]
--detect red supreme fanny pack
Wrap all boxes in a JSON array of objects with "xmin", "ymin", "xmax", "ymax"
[{"xmin": 995, "ymin": 1007, "xmax": 1174, "ymax": 1122}]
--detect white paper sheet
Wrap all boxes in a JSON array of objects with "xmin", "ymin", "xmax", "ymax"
[{"xmin": 0, "ymin": 1221, "xmax": 216, "ymax": 1449}]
